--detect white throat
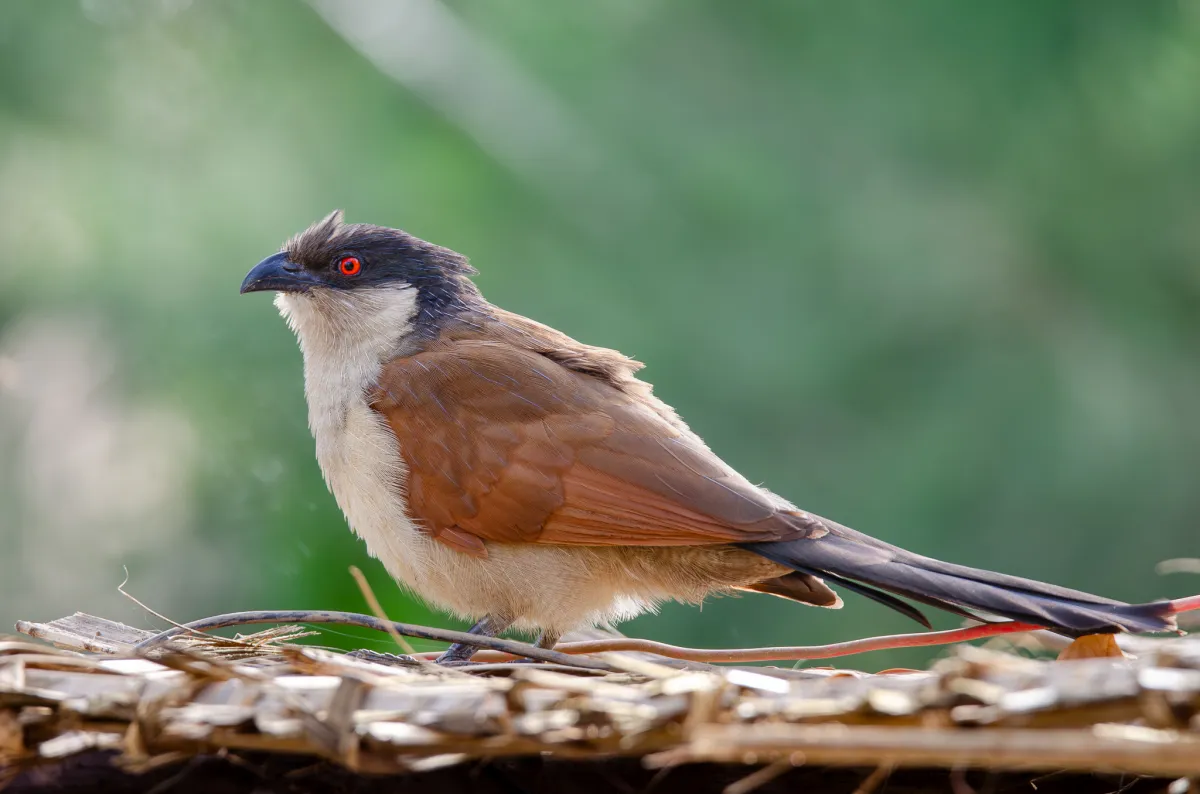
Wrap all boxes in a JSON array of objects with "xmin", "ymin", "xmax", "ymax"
[
  {"xmin": 272, "ymin": 285, "xmax": 432, "ymax": 592},
  {"xmin": 275, "ymin": 286, "xmax": 419, "ymax": 424}
]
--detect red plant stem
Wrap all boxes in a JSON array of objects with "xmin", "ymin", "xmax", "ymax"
[
  {"xmin": 415, "ymin": 594, "xmax": 1200, "ymax": 665},
  {"xmin": 435, "ymin": 621, "xmax": 1044, "ymax": 663},
  {"xmin": 1168, "ymin": 594, "xmax": 1200, "ymax": 614}
]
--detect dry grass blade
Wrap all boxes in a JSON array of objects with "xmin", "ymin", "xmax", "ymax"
[
  {"xmin": 853, "ymin": 764, "xmax": 893, "ymax": 794},
  {"xmin": 348, "ymin": 566, "xmax": 419, "ymax": 658},
  {"xmin": 1158, "ymin": 559, "xmax": 1200, "ymax": 576},
  {"xmin": 117, "ymin": 571, "xmax": 257, "ymax": 657},
  {"xmin": 722, "ymin": 758, "xmax": 795, "ymax": 794}
]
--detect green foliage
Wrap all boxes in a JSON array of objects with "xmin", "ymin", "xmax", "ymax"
[{"xmin": 0, "ymin": 1, "xmax": 1196, "ymax": 667}]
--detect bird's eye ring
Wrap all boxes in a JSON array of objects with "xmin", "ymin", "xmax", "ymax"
[{"xmin": 338, "ymin": 256, "xmax": 361, "ymax": 276}]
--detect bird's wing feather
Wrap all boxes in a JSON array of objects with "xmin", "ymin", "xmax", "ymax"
[{"xmin": 370, "ymin": 339, "xmax": 813, "ymax": 556}]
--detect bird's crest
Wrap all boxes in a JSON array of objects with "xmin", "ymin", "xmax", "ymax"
[{"xmin": 284, "ymin": 210, "xmax": 477, "ymax": 278}]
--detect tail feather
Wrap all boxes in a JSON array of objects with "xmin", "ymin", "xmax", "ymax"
[
  {"xmin": 741, "ymin": 516, "xmax": 1176, "ymax": 637},
  {"xmin": 778, "ymin": 565, "xmax": 938, "ymax": 628}
]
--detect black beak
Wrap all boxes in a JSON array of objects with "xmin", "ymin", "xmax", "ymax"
[{"xmin": 240, "ymin": 252, "xmax": 322, "ymax": 294}]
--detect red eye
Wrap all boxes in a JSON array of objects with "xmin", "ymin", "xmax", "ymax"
[{"xmin": 338, "ymin": 256, "xmax": 361, "ymax": 276}]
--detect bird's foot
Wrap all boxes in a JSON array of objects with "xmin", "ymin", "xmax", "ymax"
[
  {"xmin": 434, "ymin": 614, "xmax": 513, "ymax": 665},
  {"xmin": 435, "ymin": 642, "xmax": 482, "ymax": 664}
]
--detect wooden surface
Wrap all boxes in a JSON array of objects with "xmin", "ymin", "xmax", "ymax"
[{"xmin": 3, "ymin": 612, "xmax": 1200, "ymax": 792}]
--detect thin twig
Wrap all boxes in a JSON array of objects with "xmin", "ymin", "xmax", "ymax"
[{"xmin": 130, "ymin": 610, "xmax": 615, "ymax": 671}]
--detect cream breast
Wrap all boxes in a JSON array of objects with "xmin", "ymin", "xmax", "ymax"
[{"xmin": 272, "ymin": 287, "xmax": 779, "ymax": 633}]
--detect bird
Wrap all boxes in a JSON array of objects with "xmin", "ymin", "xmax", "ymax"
[{"xmin": 241, "ymin": 211, "xmax": 1175, "ymax": 662}]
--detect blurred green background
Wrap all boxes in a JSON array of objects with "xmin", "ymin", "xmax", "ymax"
[{"xmin": 0, "ymin": 0, "xmax": 1196, "ymax": 669}]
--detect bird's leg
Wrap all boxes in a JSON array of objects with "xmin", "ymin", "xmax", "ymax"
[
  {"xmin": 436, "ymin": 614, "xmax": 513, "ymax": 664},
  {"xmin": 534, "ymin": 630, "xmax": 561, "ymax": 650},
  {"xmin": 490, "ymin": 630, "xmax": 560, "ymax": 666}
]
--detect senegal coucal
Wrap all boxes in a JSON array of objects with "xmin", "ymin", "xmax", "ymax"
[{"xmin": 241, "ymin": 211, "xmax": 1174, "ymax": 661}]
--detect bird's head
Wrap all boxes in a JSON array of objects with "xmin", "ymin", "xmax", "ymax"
[{"xmin": 241, "ymin": 211, "xmax": 481, "ymax": 344}]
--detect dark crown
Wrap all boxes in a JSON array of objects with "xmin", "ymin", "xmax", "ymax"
[{"xmin": 284, "ymin": 210, "xmax": 478, "ymax": 286}]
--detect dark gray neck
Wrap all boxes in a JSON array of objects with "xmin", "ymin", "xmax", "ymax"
[{"xmin": 411, "ymin": 275, "xmax": 491, "ymax": 339}]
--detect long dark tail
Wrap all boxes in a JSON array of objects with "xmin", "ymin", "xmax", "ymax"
[{"xmin": 740, "ymin": 515, "xmax": 1176, "ymax": 637}]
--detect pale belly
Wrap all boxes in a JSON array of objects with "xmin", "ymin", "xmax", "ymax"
[{"xmin": 310, "ymin": 399, "xmax": 788, "ymax": 633}]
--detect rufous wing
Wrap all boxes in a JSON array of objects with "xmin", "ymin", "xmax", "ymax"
[{"xmin": 369, "ymin": 339, "xmax": 811, "ymax": 556}]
